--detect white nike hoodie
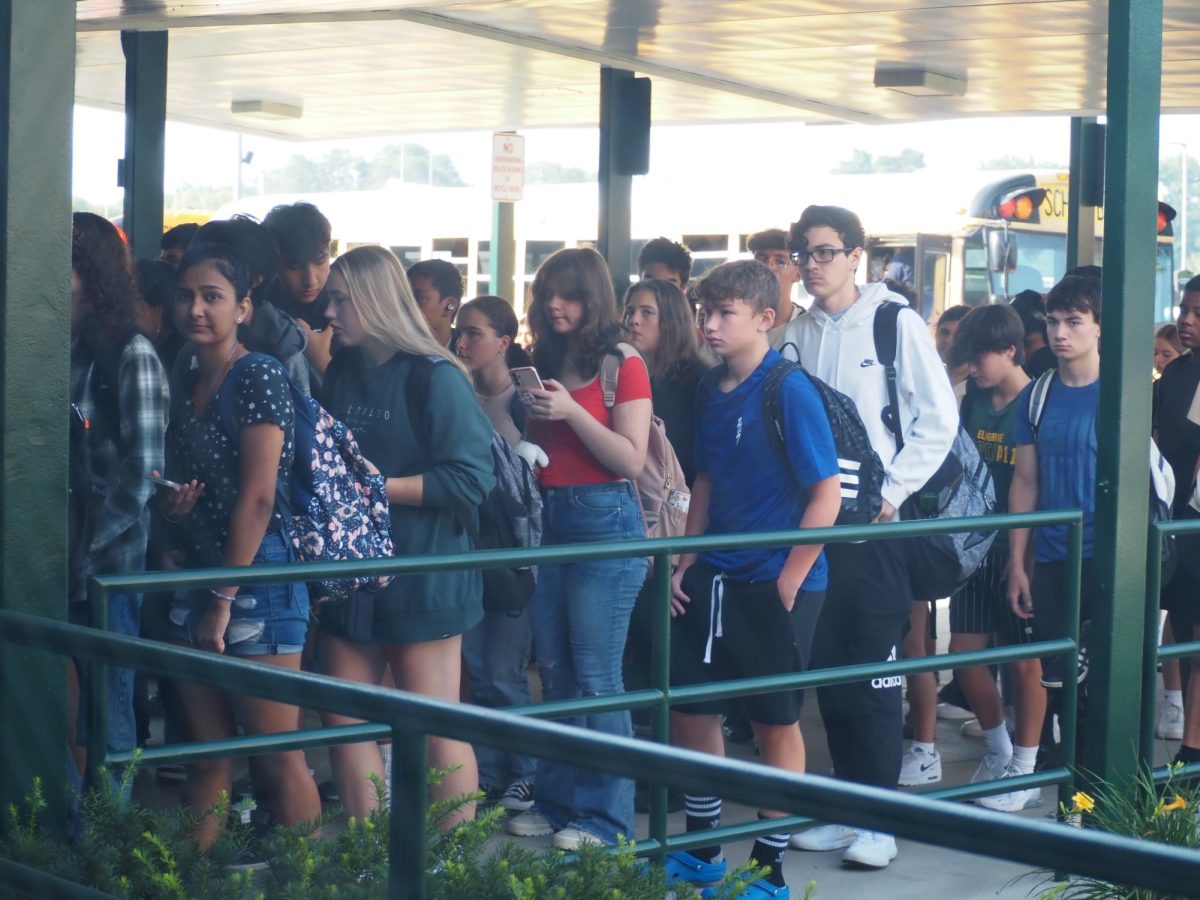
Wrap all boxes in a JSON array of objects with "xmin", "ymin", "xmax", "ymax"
[{"xmin": 780, "ymin": 282, "xmax": 958, "ymax": 515}]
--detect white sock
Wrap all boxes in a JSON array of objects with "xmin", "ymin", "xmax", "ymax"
[
  {"xmin": 912, "ymin": 741, "xmax": 936, "ymax": 755},
  {"xmin": 1166, "ymin": 690, "xmax": 1184, "ymax": 708},
  {"xmin": 1011, "ymin": 745, "xmax": 1038, "ymax": 774},
  {"xmin": 983, "ymin": 723, "xmax": 1013, "ymax": 760}
]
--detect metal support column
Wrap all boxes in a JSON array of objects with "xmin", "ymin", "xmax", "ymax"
[
  {"xmin": 1067, "ymin": 116, "xmax": 1099, "ymax": 272},
  {"xmin": 490, "ymin": 200, "xmax": 517, "ymax": 304},
  {"xmin": 0, "ymin": 0, "xmax": 74, "ymax": 834},
  {"xmin": 598, "ymin": 66, "xmax": 635, "ymax": 299},
  {"xmin": 120, "ymin": 30, "xmax": 168, "ymax": 263},
  {"xmin": 1085, "ymin": 0, "xmax": 1163, "ymax": 788}
]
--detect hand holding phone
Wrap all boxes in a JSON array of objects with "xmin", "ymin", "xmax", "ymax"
[
  {"xmin": 509, "ymin": 366, "xmax": 544, "ymax": 394},
  {"xmin": 148, "ymin": 474, "xmax": 182, "ymax": 491}
]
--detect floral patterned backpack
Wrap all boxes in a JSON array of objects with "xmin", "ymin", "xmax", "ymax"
[{"xmin": 217, "ymin": 353, "xmax": 394, "ymax": 604}]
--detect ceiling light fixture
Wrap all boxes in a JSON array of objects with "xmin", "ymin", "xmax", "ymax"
[
  {"xmin": 231, "ymin": 99, "xmax": 304, "ymax": 120},
  {"xmin": 873, "ymin": 65, "xmax": 967, "ymax": 97}
]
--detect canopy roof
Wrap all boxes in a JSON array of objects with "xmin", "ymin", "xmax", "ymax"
[{"xmin": 74, "ymin": 0, "xmax": 1200, "ymax": 140}]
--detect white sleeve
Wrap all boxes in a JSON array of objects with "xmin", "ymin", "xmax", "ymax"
[{"xmin": 882, "ymin": 308, "xmax": 959, "ymax": 510}]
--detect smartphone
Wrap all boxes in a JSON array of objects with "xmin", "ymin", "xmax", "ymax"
[
  {"xmin": 148, "ymin": 474, "xmax": 182, "ymax": 491},
  {"xmin": 509, "ymin": 366, "xmax": 544, "ymax": 393}
]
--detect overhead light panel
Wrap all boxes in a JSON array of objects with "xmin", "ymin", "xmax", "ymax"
[
  {"xmin": 873, "ymin": 65, "xmax": 966, "ymax": 97},
  {"xmin": 231, "ymin": 99, "xmax": 303, "ymax": 120}
]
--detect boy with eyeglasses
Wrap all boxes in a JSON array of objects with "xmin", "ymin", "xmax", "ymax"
[
  {"xmin": 748, "ymin": 228, "xmax": 804, "ymax": 349},
  {"xmin": 779, "ymin": 205, "xmax": 958, "ymax": 869}
]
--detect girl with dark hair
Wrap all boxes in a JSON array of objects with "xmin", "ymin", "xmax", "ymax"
[
  {"xmin": 623, "ymin": 278, "xmax": 709, "ymax": 486},
  {"xmin": 506, "ymin": 247, "xmax": 651, "ymax": 850},
  {"xmin": 68, "ymin": 212, "xmax": 169, "ymax": 780},
  {"xmin": 160, "ymin": 242, "xmax": 320, "ymax": 849},
  {"xmin": 454, "ymin": 295, "xmax": 542, "ymax": 811}
]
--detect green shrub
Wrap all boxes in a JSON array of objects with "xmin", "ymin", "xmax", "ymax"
[{"xmin": 0, "ymin": 764, "xmax": 790, "ymax": 899}]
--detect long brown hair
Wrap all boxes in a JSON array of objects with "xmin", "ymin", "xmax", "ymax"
[
  {"xmin": 623, "ymin": 279, "xmax": 703, "ymax": 380},
  {"xmin": 528, "ymin": 247, "xmax": 622, "ymax": 380}
]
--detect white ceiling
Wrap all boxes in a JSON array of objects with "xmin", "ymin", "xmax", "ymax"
[{"xmin": 74, "ymin": 1, "xmax": 1200, "ymax": 140}]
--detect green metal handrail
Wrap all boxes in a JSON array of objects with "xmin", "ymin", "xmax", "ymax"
[
  {"xmin": 1141, "ymin": 517, "xmax": 1200, "ymax": 778},
  {"xmin": 1, "ymin": 510, "xmax": 1097, "ymax": 898}
]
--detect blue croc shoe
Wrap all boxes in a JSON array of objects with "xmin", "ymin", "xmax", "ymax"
[
  {"xmin": 665, "ymin": 850, "xmax": 728, "ymax": 885},
  {"xmin": 701, "ymin": 877, "xmax": 790, "ymax": 899}
]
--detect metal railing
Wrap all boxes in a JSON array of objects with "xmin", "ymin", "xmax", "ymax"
[
  {"xmin": 5, "ymin": 511, "xmax": 1166, "ymax": 900},
  {"xmin": 1141, "ymin": 516, "xmax": 1200, "ymax": 781}
]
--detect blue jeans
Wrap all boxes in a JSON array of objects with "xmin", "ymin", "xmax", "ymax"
[
  {"xmin": 69, "ymin": 589, "xmax": 142, "ymax": 756},
  {"xmin": 528, "ymin": 481, "xmax": 648, "ymax": 844},
  {"xmin": 463, "ymin": 608, "xmax": 537, "ymax": 788}
]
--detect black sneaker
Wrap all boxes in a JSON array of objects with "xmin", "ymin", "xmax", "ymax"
[
  {"xmin": 477, "ymin": 784, "xmax": 506, "ymax": 809},
  {"xmin": 500, "ymin": 779, "xmax": 535, "ymax": 812},
  {"xmin": 722, "ymin": 713, "xmax": 754, "ymax": 745}
]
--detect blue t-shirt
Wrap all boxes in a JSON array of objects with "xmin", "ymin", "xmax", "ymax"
[
  {"xmin": 695, "ymin": 349, "xmax": 840, "ymax": 587},
  {"xmin": 1012, "ymin": 375, "xmax": 1098, "ymax": 563}
]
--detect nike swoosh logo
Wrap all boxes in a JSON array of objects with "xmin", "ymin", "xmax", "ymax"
[
  {"xmin": 920, "ymin": 762, "xmax": 937, "ymax": 771},
  {"xmin": 860, "ymin": 359, "xmax": 875, "ymax": 368}
]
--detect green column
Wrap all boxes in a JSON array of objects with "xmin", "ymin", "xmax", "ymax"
[
  {"xmin": 120, "ymin": 30, "xmax": 168, "ymax": 262},
  {"xmin": 0, "ymin": 0, "xmax": 74, "ymax": 833},
  {"xmin": 1066, "ymin": 116, "xmax": 1099, "ymax": 271},
  {"xmin": 598, "ymin": 66, "xmax": 636, "ymax": 299},
  {"xmin": 1085, "ymin": 0, "xmax": 1162, "ymax": 787}
]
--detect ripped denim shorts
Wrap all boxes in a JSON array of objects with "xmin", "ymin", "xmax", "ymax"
[{"xmin": 167, "ymin": 531, "xmax": 310, "ymax": 657}]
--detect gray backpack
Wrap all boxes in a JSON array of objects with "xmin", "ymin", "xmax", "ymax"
[{"xmin": 875, "ymin": 302, "xmax": 997, "ymax": 598}]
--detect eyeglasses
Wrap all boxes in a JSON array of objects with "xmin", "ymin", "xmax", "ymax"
[
  {"xmin": 790, "ymin": 247, "xmax": 854, "ymax": 266},
  {"xmin": 754, "ymin": 254, "xmax": 793, "ymax": 271}
]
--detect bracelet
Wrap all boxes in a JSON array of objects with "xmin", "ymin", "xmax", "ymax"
[{"xmin": 209, "ymin": 589, "xmax": 237, "ymax": 602}]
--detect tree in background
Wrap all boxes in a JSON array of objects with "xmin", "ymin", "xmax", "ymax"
[
  {"xmin": 831, "ymin": 148, "xmax": 925, "ymax": 174},
  {"xmin": 980, "ymin": 154, "xmax": 1068, "ymax": 170}
]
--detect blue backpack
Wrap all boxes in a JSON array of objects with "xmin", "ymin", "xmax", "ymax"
[{"xmin": 217, "ymin": 353, "xmax": 394, "ymax": 604}]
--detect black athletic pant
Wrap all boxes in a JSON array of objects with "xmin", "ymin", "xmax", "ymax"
[{"xmin": 812, "ymin": 539, "xmax": 915, "ymax": 790}]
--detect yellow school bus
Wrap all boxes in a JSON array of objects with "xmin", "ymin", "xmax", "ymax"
[{"xmin": 864, "ymin": 171, "xmax": 1176, "ymax": 324}]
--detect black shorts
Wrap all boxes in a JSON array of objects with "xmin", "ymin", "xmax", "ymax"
[
  {"xmin": 670, "ymin": 559, "xmax": 825, "ymax": 726},
  {"xmin": 1162, "ymin": 525, "xmax": 1200, "ymax": 619},
  {"xmin": 949, "ymin": 545, "xmax": 1035, "ymax": 646}
]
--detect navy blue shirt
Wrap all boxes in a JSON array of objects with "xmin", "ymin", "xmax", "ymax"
[
  {"xmin": 1012, "ymin": 375, "xmax": 1099, "ymax": 563},
  {"xmin": 695, "ymin": 349, "xmax": 839, "ymax": 587}
]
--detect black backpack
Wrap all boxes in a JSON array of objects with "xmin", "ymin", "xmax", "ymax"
[
  {"xmin": 406, "ymin": 357, "xmax": 543, "ymax": 614},
  {"xmin": 755, "ymin": 358, "xmax": 886, "ymax": 526}
]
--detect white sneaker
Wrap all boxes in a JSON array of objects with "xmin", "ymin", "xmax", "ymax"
[
  {"xmin": 1157, "ymin": 701, "xmax": 1185, "ymax": 740},
  {"xmin": 961, "ymin": 718, "xmax": 983, "ymax": 739},
  {"xmin": 841, "ymin": 830, "xmax": 898, "ymax": 868},
  {"xmin": 971, "ymin": 750, "xmax": 1011, "ymax": 784},
  {"xmin": 552, "ymin": 826, "xmax": 606, "ymax": 850},
  {"xmin": 976, "ymin": 764, "xmax": 1044, "ymax": 812},
  {"xmin": 898, "ymin": 745, "xmax": 942, "ymax": 786},
  {"xmin": 936, "ymin": 701, "xmax": 975, "ymax": 721},
  {"xmin": 789, "ymin": 823, "xmax": 858, "ymax": 851},
  {"xmin": 507, "ymin": 810, "xmax": 555, "ymax": 837}
]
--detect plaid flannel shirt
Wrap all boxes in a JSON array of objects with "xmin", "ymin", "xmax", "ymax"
[{"xmin": 70, "ymin": 335, "xmax": 169, "ymax": 579}]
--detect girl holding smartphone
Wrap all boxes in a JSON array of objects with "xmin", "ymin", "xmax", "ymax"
[{"xmin": 505, "ymin": 247, "xmax": 652, "ymax": 850}]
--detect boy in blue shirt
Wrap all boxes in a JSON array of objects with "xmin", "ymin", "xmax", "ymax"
[
  {"xmin": 1008, "ymin": 274, "xmax": 1101, "ymax": 697},
  {"xmin": 666, "ymin": 260, "xmax": 841, "ymax": 899}
]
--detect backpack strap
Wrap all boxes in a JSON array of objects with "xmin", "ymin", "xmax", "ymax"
[
  {"xmin": 599, "ymin": 342, "xmax": 641, "ymax": 409},
  {"xmin": 761, "ymin": 358, "xmax": 804, "ymax": 492},
  {"xmin": 213, "ymin": 352, "xmax": 269, "ymax": 442},
  {"xmin": 1026, "ymin": 369, "xmax": 1057, "ymax": 443},
  {"xmin": 873, "ymin": 301, "xmax": 906, "ymax": 453}
]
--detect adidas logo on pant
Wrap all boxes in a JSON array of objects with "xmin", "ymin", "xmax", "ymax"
[{"xmin": 871, "ymin": 646, "xmax": 902, "ymax": 689}]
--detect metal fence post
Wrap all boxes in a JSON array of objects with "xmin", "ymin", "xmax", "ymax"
[
  {"xmin": 1059, "ymin": 519, "xmax": 1083, "ymax": 810},
  {"xmin": 1140, "ymin": 524, "xmax": 1165, "ymax": 769},
  {"xmin": 84, "ymin": 580, "xmax": 109, "ymax": 791},
  {"xmin": 390, "ymin": 727, "xmax": 428, "ymax": 900},
  {"xmin": 648, "ymin": 551, "xmax": 672, "ymax": 863}
]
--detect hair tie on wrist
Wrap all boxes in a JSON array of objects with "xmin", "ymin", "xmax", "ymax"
[{"xmin": 209, "ymin": 589, "xmax": 237, "ymax": 602}]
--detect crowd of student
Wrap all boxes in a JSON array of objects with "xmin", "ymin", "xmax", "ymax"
[{"xmin": 66, "ymin": 198, "xmax": 1200, "ymax": 900}]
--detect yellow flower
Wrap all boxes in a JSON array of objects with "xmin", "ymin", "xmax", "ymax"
[
  {"xmin": 1071, "ymin": 792, "xmax": 1096, "ymax": 813},
  {"xmin": 1156, "ymin": 794, "xmax": 1188, "ymax": 815}
]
